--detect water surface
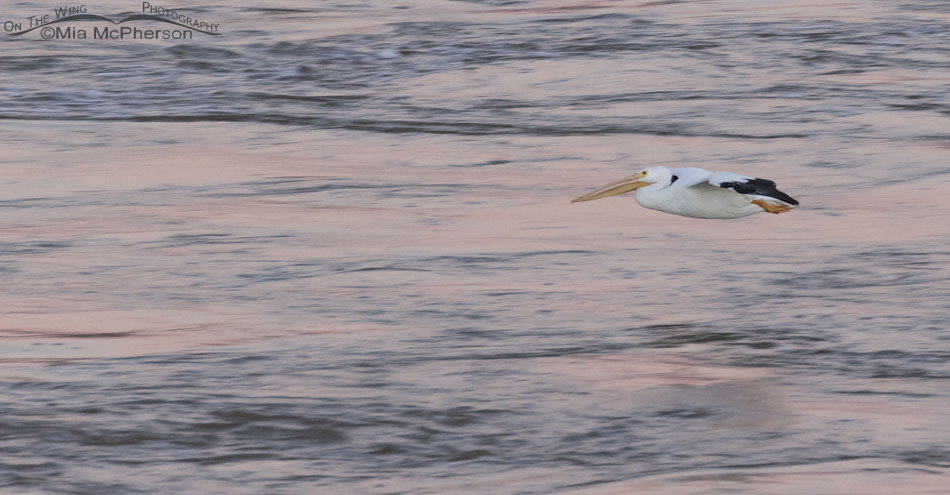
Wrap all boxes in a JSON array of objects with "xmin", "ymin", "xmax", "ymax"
[{"xmin": 1, "ymin": 1, "xmax": 949, "ymax": 493}]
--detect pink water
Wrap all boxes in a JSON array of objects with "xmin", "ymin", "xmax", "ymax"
[{"xmin": 2, "ymin": 1, "xmax": 949, "ymax": 493}]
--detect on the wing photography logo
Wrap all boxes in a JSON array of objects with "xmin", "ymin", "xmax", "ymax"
[{"xmin": 3, "ymin": 3, "xmax": 221, "ymax": 40}]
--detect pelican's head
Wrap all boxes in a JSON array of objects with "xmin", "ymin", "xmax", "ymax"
[{"xmin": 571, "ymin": 166, "xmax": 669, "ymax": 203}]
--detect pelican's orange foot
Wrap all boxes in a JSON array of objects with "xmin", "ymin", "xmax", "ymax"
[{"xmin": 752, "ymin": 199, "xmax": 793, "ymax": 214}]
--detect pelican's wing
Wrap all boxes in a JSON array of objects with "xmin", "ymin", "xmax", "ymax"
[
  {"xmin": 669, "ymin": 167, "xmax": 716, "ymax": 187},
  {"xmin": 699, "ymin": 171, "xmax": 799, "ymax": 206}
]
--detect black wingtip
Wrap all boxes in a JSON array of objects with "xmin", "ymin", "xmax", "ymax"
[{"xmin": 720, "ymin": 178, "xmax": 798, "ymax": 206}]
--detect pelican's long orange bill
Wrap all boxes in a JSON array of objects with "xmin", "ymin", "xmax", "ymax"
[{"xmin": 571, "ymin": 173, "xmax": 649, "ymax": 203}]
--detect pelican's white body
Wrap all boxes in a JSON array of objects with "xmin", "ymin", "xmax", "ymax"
[{"xmin": 634, "ymin": 167, "xmax": 764, "ymax": 219}]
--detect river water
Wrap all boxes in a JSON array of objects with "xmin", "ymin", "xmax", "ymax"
[{"xmin": 1, "ymin": 1, "xmax": 949, "ymax": 493}]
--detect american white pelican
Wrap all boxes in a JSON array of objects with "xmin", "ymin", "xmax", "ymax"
[{"xmin": 572, "ymin": 166, "xmax": 798, "ymax": 219}]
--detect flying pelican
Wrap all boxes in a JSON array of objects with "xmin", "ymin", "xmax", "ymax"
[{"xmin": 571, "ymin": 166, "xmax": 798, "ymax": 219}]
